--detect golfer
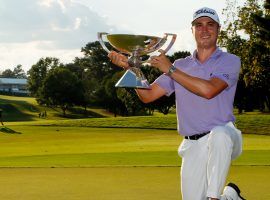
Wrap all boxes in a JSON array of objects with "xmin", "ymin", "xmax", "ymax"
[{"xmin": 108, "ymin": 7, "xmax": 245, "ymax": 200}]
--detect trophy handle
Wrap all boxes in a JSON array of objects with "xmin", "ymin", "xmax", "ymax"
[
  {"xmin": 97, "ymin": 32, "xmax": 110, "ymax": 53},
  {"xmin": 141, "ymin": 33, "xmax": 177, "ymax": 64},
  {"xmin": 163, "ymin": 33, "xmax": 177, "ymax": 54}
]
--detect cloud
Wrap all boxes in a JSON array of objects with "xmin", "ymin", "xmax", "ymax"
[
  {"xmin": 0, "ymin": 0, "xmax": 118, "ymax": 49},
  {"xmin": 0, "ymin": 41, "xmax": 83, "ymax": 71}
]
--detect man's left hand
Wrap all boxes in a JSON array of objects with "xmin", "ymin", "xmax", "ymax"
[{"xmin": 148, "ymin": 50, "xmax": 172, "ymax": 74}]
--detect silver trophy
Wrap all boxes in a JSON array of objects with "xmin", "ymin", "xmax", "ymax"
[{"xmin": 98, "ymin": 32, "xmax": 177, "ymax": 89}]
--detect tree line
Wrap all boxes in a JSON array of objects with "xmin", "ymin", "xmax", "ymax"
[
  {"xmin": 0, "ymin": 65, "xmax": 27, "ymax": 79},
  {"xmin": 1, "ymin": 0, "xmax": 269, "ymax": 116},
  {"xmin": 26, "ymin": 43, "xmax": 190, "ymax": 116}
]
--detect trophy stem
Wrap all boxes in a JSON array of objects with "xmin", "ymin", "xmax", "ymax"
[{"xmin": 128, "ymin": 51, "xmax": 142, "ymax": 68}]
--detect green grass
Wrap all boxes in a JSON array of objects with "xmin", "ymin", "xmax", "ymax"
[
  {"xmin": 235, "ymin": 112, "xmax": 270, "ymax": 135},
  {"xmin": 0, "ymin": 95, "xmax": 270, "ymax": 199},
  {"xmin": 5, "ymin": 113, "xmax": 270, "ymax": 136},
  {"xmin": 0, "ymin": 166, "xmax": 269, "ymax": 200},
  {"xmin": 0, "ymin": 125, "xmax": 268, "ymax": 200},
  {"xmin": 0, "ymin": 126, "xmax": 269, "ymax": 167},
  {"xmin": 0, "ymin": 167, "xmax": 180, "ymax": 200},
  {"xmin": 0, "ymin": 126, "xmax": 180, "ymax": 167},
  {"xmin": 2, "ymin": 95, "xmax": 269, "ymax": 135},
  {"xmin": 0, "ymin": 95, "xmax": 112, "ymax": 121},
  {"xmin": 0, "ymin": 95, "xmax": 40, "ymax": 121}
]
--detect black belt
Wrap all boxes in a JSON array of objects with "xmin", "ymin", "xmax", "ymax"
[{"xmin": 184, "ymin": 131, "xmax": 210, "ymax": 140}]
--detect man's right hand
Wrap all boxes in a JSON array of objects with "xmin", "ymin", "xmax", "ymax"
[
  {"xmin": 108, "ymin": 52, "xmax": 166, "ymax": 103},
  {"xmin": 108, "ymin": 51, "xmax": 130, "ymax": 70}
]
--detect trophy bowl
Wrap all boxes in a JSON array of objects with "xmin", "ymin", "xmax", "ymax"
[
  {"xmin": 98, "ymin": 32, "xmax": 177, "ymax": 89},
  {"xmin": 106, "ymin": 34, "xmax": 164, "ymax": 55}
]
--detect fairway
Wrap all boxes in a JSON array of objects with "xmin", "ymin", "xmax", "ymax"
[
  {"xmin": 0, "ymin": 123, "xmax": 269, "ymax": 199},
  {"xmin": 0, "ymin": 126, "xmax": 269, "ymax": 167},
  {"xmin": 0, "ymin": 166, "xmax": 269, "ymax": 200}
]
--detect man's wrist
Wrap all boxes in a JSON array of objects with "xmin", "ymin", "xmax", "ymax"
[{"xmin": 166, "ymin": 65, "xmax": 177, "ymax": 76}]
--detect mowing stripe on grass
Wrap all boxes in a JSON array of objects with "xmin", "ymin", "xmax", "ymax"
[{"xmin": 0, "ymin": 150, "xmax": 268, "ymax": 167}]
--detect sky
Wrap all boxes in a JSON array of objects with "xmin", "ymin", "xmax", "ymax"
[{"xmin": 0, "ymin": 0, "xmax": 245, "ymax": 72}]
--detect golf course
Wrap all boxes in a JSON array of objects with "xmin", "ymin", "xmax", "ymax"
[{"xmin": 0, "ymin": 95, "xmax": 269, "ymax": 200}]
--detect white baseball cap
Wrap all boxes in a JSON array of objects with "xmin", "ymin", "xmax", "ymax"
[{"xmin": 192, "ymin": 7, "xmax": 220, "ymax": 25}]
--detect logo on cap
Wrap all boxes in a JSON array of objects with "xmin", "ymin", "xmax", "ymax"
[
  {"xmin": 195, "ymin": 9, "xmax": 215, "ymax": 17},
  {"xmin": 192, "ymin": 7, "xmax": 220, "ymax": 25}
]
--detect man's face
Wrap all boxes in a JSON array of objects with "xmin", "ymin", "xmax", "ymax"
[{"xmin": 192, "ymin": 17, "xmax": 220, "ymax": 49}]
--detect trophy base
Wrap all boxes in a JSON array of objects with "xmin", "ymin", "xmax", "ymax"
[{"xmin": 115, "ymin": 70, "xmax": 151, "ymax": 89}]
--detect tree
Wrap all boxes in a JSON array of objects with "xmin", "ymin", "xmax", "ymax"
[
  {"xmin": 40, "ymin": 67, "xmax": 84, "ymax": 116},
  {"xmin": 27, "ymin": 57, "xmax": 61, "ymax": 101},
  {"xmin": 77, "ymin": 41, "xmax": 122, "ymax": 109},
  {"xmin": 73, "ymin": 57, "xmax": 101, "ymax": 107},
  {"xmin": 253, "ymin": 0, "xmax": 270, "ymax": 40},
  {"xmin": 0, "ymin": 69, "xmax": 14, "ymax": 78},
  {"xmin": 104, "ymin": 72, "xmax": 128, "ymax": 116},
  {"xmin": 81, "ymin": 41, "xmax": 119, "ymax": 80},
  {"xmin": 116, "ymin": 88, "xmax": 146, "ymax": 116},
  {"xmin": 0, "ymin": 65, "xmax": 27, "ymax": 78},
  {"xmin": 168, "ymin": 51, "xmax": 191, "ymax": 63},
  {"xmin": 64, "ymin": 62, "xmax": 91, "ymax": 110},
  {"xmin": 13, "ymin": 65, "xmax": 27, "ymax": 78},
  {"xmin": 220, "ymin": 0, "xmax": 270, "ymax": 112}
]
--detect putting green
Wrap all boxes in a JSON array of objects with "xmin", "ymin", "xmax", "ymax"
[{"xmin": 0, "ymin": 166, "xmax": 268, "ymax": 200}]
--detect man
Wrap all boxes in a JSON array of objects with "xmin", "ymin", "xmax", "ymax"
[{"xmin": 108, "ymin": 7, "xmax": 245, "ymax": 200}]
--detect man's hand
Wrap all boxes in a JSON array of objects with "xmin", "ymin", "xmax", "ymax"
[
  {"xmin": 108, "ymin": 51, "xmax": 130, "ymax": 69},
  {"xmin": 149, "ymin": 50, "xmax": 172, "ymax": 74}
]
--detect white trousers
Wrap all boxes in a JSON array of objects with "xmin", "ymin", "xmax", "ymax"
[{"xmin": 178, "ymin": 122, "xmax": 242, "ymax": 200}]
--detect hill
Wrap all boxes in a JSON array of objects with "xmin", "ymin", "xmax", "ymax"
[{"xmin": 0, "ymin": 95, "xmax": 110, "ymax": 122}]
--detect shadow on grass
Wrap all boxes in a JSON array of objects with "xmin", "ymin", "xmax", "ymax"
[
  {"xmin": 0, "ymin": 100, "xmax": 38, "ymax": 121},
  {"xmin": 0, "ymin": 126, "xmax": 21, "ymax": 134},
  {"xmin": 65, "ymin": 107, "xmax": 105, "ymax": 118},
  {"xmin": 0, "ymin": 95, "xmax": 107, "ymax": 122}
]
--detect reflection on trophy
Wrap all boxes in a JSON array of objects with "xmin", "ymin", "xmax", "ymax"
[{"xmin": 98, "ymin": 32, "xmax": 177, "ymax": 89}]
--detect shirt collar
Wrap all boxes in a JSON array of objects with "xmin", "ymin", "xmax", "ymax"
[{"xmin": 192, "ymin": 47, "xmax": 222, "ymax": 61}]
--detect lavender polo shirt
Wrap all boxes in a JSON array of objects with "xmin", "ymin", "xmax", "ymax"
[{"xmin": 154, "ymin": 48, "xmax": 241, "ymax": 136}]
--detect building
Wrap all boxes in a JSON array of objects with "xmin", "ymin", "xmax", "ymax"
[{"xmin": 0, "ymin": 78, "xmax": 29, "ymax": 94}]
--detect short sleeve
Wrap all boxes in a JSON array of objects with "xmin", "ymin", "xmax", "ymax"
[
  {"xmin": 210, "ymin": 54, "xmax": 241, "ymax": 89},
  {"xmin": 153, "ymin": 73, "xmax": 175, "ymax": 96}
]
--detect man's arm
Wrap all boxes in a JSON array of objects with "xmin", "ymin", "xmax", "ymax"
[
  {"xmin": 169, "ymin": 71, "xmax": 228, "ymax": 99},
  {"xmin": 136, "ymin": 83, "xmax": 167, "ymax": 103},
  {"xmin": 149, "ymin": 50, "xmax": 228, "ymax": 99}
]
